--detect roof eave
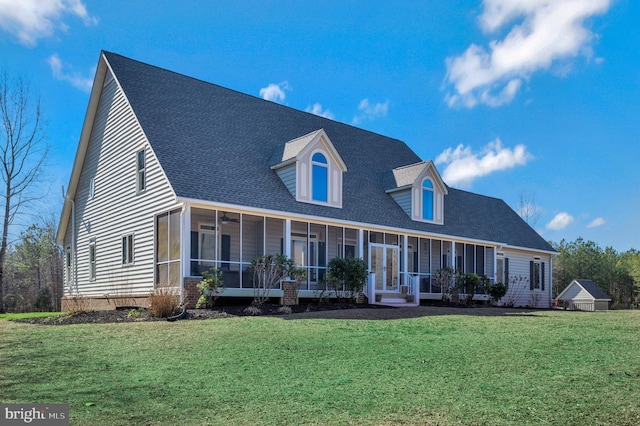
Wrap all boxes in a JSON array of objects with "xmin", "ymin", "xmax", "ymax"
[{"xmin": 56, "ymin": 51, "xmax": 109, "ymax": 245}]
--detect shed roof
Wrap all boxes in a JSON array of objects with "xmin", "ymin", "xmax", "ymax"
[{"xmin": 557, "ymin": 279, "xmax": 611, "ymax": 301}]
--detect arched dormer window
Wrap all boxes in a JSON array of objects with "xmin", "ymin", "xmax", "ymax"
[
  {"xmin": 311, "ymin": 152, "xmax": 328, "ymax": 202},
  {"xmin": 422, "ymin": 179, "xmax": 434, "ymax": 221}
]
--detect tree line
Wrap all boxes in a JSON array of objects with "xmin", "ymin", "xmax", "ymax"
[{"xmin": 552, "ymin": 238, "xmax": 639, "ymax": 308}]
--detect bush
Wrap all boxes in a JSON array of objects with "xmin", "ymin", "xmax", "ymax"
[
  {"xmin": 327, "ymin": 257, "xmax": 368, "ymax": 303},
  {"xmin": 148, "ymin": 285, "xmax": 180, "ymax": 318},
  {"xmin": 251, "ymin": 254, "xmax": 294, "ymax": 306},
  {"xmin": 65, "ymin": 296, "xmax": 94, "ymax": 316},
  {"xmin": 196, "ymin": 268, "xmax": 224, "ymax": 308},
  {"xmin": 487, "ymin": 282, "xmax": 508, "ymax": 305},
  {"xmin": 458, "ymin": 273, "xmax": 481, "ymax": 303}
]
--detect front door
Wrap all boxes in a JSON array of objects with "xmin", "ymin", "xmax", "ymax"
[{"xmin": 370, "ymin": 243, "xmax": 399, "ymax": 292}]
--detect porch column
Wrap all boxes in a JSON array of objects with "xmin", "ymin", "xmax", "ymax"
[
  {"xmin": 357, "ymin": 229, "xmax": 364, "ymax": 259},
  {"xmin": 180, "ymin": 202, "xmax": 191, "ymax": 303},
  {"xmin": 284, "ymin": 219, "xmax": 292, "ymax": 258},
  {"xmin": 403, "ymin": 234, "xmax": 408, "ymax": 284}
]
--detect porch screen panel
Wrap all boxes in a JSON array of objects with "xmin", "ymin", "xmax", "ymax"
[
  {"xmin": 419, "ymin": 238, "xmax": 431, "ymax": 292},
  {"xmin": 265, "ymin": 217, "xmax": 284, "ymax": 255},
  {"xmin": 475, "ymin": 246, "xmax": 485, "ymax": 276},
  {"xmin": 455, "ymin": 242, "xmax": 464, "ymax": 272},
  {"xmin": 155, "ymin": 209, "xmax": 181, "ymax": 286},
  {"xmin": 291, "ymin": 221, "xmax": 308, "ymax": 290},
  {"xmin": 344, "ymin": 228, "xmax": 358, "ymax": 259},
  {"xmin": 189, "ymin": 208, "xmax": 217, "ymax": 276},
  {"xmin": 431, "ymin": 240, "xmax": 442, "ymax": 293},
  {"xmin": 369, "ymin": 231, "xmax": 383, "ymax": 244},
  {"xmin": 328, "ymin": 226, "xmax": 342, "ymax": 260},
  {"xmin": 219, "ymin": 211, "xmax": 240, "ymax": 288},
  {"xmin": 242, "ymin": 215, "xmax": 264, "ymax": 288},
  {"xmin": 384, "ymin": 233, "xmax": 398, "ymax": 246},
  {"xmin": 309, "ymin": 223, "xmax": 326, "ymax": 289},
  {"xmin": 465, "ymin": 244, "xmax": 475, "ymax": 273}
]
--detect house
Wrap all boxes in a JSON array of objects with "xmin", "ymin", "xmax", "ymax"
[
  {"xmin": 56, "ymin": 51, "xmax": 556, "ymax": 310},
  {"xmin": 555, "ymin": 279, "xmax": 611, "ymax": 311}
]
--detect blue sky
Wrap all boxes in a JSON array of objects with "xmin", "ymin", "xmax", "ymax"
[{"xmin": 0, "ymin": 0, "xmax": 638, "ymax": 251}]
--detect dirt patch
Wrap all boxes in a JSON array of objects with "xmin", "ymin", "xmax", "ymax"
[{"xmin": 11, "ymin": 303, "xmax": 539, "ymax": 325}]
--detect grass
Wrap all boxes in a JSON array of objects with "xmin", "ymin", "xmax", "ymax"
[
  {"xmin": 1, "ymin": 309, "xmax": 639, "ymax": 425},
  {"xmin": 0, "ymin": 311, "xmax": 64, "ymax": 320}
]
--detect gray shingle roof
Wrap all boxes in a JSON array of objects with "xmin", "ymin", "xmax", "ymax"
[
  {"xmin": 103, "ymin": 51, "xmax": 554, "ymax": 252},
  {"xmin": 575, "ymin": 279, "xmax": 611, "ymax": 300}
]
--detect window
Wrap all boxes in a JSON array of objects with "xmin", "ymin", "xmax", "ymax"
[
  {"xmin": 122, "ymin": 234, "xmax": 134, "ymax": 265},
  {"xmin": 496, "ymin": 256, "xmax": 509, "ymax": 284},
  {"xmin": 422, "ymin": 179, "xmax": 434, "ymax": 221},
  {"xmin": 89, "ymin": 177, "xmax": 95, "ymax": 199},
  {"xmin": 65, "ymin": 246, "xmax": 72, "ymax": 287},
  {"xmin": 89, "ymin": 239, "xmax": 96, "ymax": 281},
  {"xmin": 311, "ymin": 152, "xmax": 328, "ymax": 202},
  {"xmin": 530, "ymin": 259, "xmax": 545, "ymax": 291},
  {"xmin": 136, "ymin": 149, "xmax": 146, "ymax": 192}
]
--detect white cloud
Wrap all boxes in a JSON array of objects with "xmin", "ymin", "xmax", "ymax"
[
  {"xmin": 546, "ymin": 212, "xmax": 574, "ymax": 231},
  {"xmin": 305, "ymin": 103, "xmax": 335, "ymax": 120},
  {"xmin": 444, "ymin": 0, "xmax": 611, "ymax": 108},
  {"xmin": 352, "ymin": 98, "xmax": 388, "ymax": 124},
  {"xmin": 259, "ymin": 81, "xmax": 290, "ymax": 103},
  {"xmin": 434, "ymin": 138, "xmax": 531, "ymax": 187},
  {"xmin": 587, "ymin": 217, "xmax": 605, "ymax": 228},
  {"xmin": 0, "ymin": 0, "xmax": 96, "ymax": 47},
  {"xmin": 47, "ymin": 54, "xmax": 93, "ymax": 92}
]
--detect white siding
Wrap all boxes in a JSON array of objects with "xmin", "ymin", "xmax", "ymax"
[
  {"xmin": 64, "ymin": 72, "xmax": 176, "ymax": 297},
  {"xmin": 501, "ymin": 249, "xmax": 552, "ymax": 308}
]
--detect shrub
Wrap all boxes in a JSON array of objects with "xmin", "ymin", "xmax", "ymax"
[
  {"xmin": 251, "ymin": 254, "xmax": 294, "ymax": 306},
  {"xmin": 327, "ymin": 257, "xmax": 368, "ymax": 303},
  {"xmin": 65, "ymin": 296, "xmax": 94, "ymax": 316},
  {"xmin": 277, "ymin": 305, "xmax": 292, "ymax": 315},
  {"xmin": 458, "ymin": 273, "xmax": 481, "ymax": 303},
  {"xmin": 434, "ymin": 268, "xmax": 459, "ymax": 302},
  {"xmin": 148, "ymin": 285, "xmax": 180, "ymax": 318},
  {"xmin": 243, "ymin": 305, "xmax": 262, "ymax": 316},
  {"xmin": 487, "ymin": 282, "xmax": 508, "ymax": 305},
  {"xmin": 196, "ymin": 268, "xmax": 224, "ymax": 308}
]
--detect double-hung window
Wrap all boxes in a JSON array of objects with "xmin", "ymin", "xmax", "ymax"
[
  {"xmin": 122, "ymin": 234, "xmax": 134, "ymax": 265},
  {"xmin": 530, "ymin": 259, "xmax": 545, "ymax": 291},
  {"xmin": 89, "ymin": 239, "xmax": 96, "ymax": 281},
  {"xmin": 136, "ymin": 149, "xmax": 146, "ymax": 192}
]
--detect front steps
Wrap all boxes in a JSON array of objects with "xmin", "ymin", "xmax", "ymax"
[{"xmin": 374, "ymin": 292, "xmax": 419, "ymax": 307}]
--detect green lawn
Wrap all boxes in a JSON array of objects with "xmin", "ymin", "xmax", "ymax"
[
  {"xmin": 0, "ymin": 311, "xmax": 65, "ymax": 320},
  {"xmin": 1, "ymin": 308, "xmax": 639, "ymax": 425}
]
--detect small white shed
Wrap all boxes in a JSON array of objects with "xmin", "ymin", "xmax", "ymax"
[{"xmin": 555, "ymin": 279, "xmax": 611, "ymax": 311}]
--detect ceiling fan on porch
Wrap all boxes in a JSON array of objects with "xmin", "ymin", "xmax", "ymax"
[{"xmin": 220, "ymin": 212, "xmax": 240, "ymax": 225}]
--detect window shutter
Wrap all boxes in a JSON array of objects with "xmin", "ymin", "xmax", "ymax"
[
  {"xmin": 541, "ymin": 262, "xmax": 545, "ymax": 291},
  {"xmin": 504, "ymin": 258, "xmax": 509, "ymax": 286},
  {"xmin": 529, "ymin": 261, "xmax": 534, "ymax": 290}
]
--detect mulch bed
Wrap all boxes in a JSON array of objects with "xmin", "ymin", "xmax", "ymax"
[{"xmin": 10, "ymin": 303, "xmax": 396, "ymax": 326}]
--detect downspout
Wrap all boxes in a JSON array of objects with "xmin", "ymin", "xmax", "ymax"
[{"xmin": 63, "ymin": 187, "xmax": 76, "ymax": 295}]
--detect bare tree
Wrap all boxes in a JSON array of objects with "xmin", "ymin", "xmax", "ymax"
[
  {"xmin": 514, "ymin": 190, "xmax": 541, "ymax": 229},
  {"xmin": 0, "ymin": 72, "xmax": 48, "ymax": 312}
]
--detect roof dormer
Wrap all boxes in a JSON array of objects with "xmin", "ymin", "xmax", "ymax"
[
  {"xmin": 271, "ymin": 129, "xmax": 347, "ymax": 208},
  {"xmin": 386, "ymin": 160, "xmax": 448, "ymax": 224}
]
